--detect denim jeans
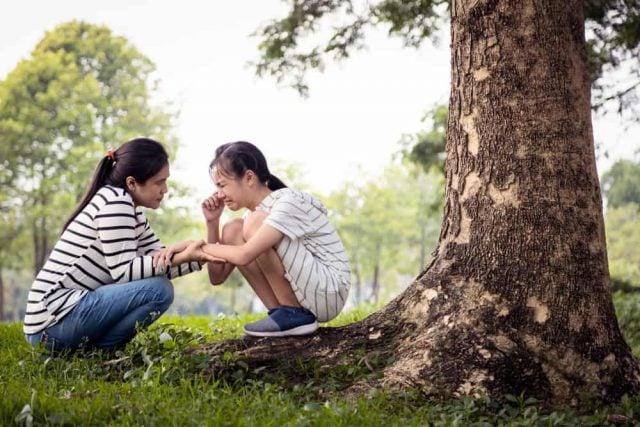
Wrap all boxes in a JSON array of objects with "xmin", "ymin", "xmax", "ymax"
[{"xmin": 25, "ymin": 276, "xmax": 174, "ymax": 353}]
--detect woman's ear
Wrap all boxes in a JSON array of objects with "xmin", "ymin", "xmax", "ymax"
[{"xmin": 125, "ymin": 176, "xmax": 137, "ymax": 192}]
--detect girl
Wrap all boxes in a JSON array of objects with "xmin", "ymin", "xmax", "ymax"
[
  {"xmin": 23, "ymin": 137, "xmax": 212, "ymax": 353},
  {"xmin": 157, "ymin": 141, "xmax": 351, "ymax": 337}
]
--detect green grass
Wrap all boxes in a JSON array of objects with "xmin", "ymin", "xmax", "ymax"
[{"xmin": 2, "ymin": 298, "xmax": 640, "ymax": 426}]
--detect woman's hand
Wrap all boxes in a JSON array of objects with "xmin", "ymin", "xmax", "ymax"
[
  {"xmin": 201, "ymin": 192, "xmax": 225, "ymax": 223},
  {"xmin": 153, "ymin": 240, "xmax": 193, "ymax": 269}
]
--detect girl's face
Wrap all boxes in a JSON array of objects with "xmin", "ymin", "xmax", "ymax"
[
  {"xmin": 212, "ymin": 167, "xmax": 250, "ymax": 211},
  {"xmin": 127, "ymin": 163, "xmax": 170, "ymax": 209}
]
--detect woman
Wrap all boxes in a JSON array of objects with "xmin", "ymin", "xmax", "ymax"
[
  {"xmin": 157, "ymin": 141, "xmax": 351, "ymax": 337},
  {"xmin": 23, "ymin": 137, "xmax": 212, "ymax": 352}
]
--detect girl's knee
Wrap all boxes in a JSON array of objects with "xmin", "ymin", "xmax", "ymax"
[
  {"xmin": 242, "ymin": 210, "xmax": 268, "ymax": 241},
  {"xmin": 221, "ymin": 218, "xmax": 245, "ymax": 244}
]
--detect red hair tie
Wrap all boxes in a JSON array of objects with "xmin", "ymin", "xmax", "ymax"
[{"xmin": 106, "ymin": 149, "xmax": 116, "ymax": 161}]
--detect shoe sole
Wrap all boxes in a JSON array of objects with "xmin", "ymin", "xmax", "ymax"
[{"xmin": 244, "ymin": 321, "xmax": 319, "ymax": 337}]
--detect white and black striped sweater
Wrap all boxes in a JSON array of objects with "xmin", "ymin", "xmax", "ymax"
[{"xmin": 23, "ymin": 185, "xmax": 201, "ymax": 334}]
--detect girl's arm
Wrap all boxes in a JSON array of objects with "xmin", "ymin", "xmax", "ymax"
[
  {"xmin": 201, "ymin": 192, "xmax": 237, "ymax": 285},
  {"xmin": 205, "ymin": 218, "xmax": 236, "ymax": 285},
  {"xmin": 201, "ymin": 223, "xmax": 283, "ymax": 266}
]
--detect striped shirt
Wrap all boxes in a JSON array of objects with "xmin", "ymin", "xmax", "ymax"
[
  {"xmin": 259, "ymin": 188, "xmax": 351, "ymax": 322},
  {"xmin": 23, "ymin": 185, "xmax": 201, "ymax": 334}
]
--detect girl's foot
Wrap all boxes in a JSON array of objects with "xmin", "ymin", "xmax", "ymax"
[{"xmin": 244, "ymin": 306, "xmax": 318, "ymax": 337}]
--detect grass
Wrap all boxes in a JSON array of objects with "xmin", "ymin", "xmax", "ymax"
[{"xmin": 2, "ymin": 297, "xmax": 640, "ymax": 426}]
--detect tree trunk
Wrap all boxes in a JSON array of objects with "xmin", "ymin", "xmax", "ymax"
[
  {"xmin": 0, "ymin": 265, "xmax": 4, "ymax": 322},
  {"xmin": 200, "ymin": 0, "xmax": 639, "ymax": 405},
  {"xmin": 419, "ymin": 221, "xmax": 427, "ymax": 271},
  {"xmin": 11, "ymin": 285, "xmax": 21, "ymax": 323},
  {"xmin": 366, "ymin": 0, "xmax": 639, "ymax": 403},
  {"xmin": 353, "ymin": 261, "xmax": 362, "ymax": 305},
  {"xmin": 371, "ymin": 261, "xmax": 380, "ymax": 304},
  {"xmin": 33, "ymin": 219, "xmax": 40, "ymax": 276},
  {"xmin": 33, "ymin": 197, "xmax": 50, "ymax": 274}
]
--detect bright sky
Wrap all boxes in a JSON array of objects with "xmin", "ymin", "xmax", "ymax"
[{"xmin": 1, "ymin": 0, "xmax": 638, "ymax": 201}]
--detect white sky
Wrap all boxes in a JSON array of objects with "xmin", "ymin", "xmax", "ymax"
[{"xmin": 1, "ymin": 0, "xmax": 638, "ymax": 201}]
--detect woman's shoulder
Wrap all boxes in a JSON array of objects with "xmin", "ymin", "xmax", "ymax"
[{"xmin": 93, "ymin": 185, "xmax": 134, "ymax": 206}]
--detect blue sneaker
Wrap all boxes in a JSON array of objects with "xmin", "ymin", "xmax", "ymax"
[{"xmin": 244, "ymin": 306, "xmax": 318, "ymax": 337}]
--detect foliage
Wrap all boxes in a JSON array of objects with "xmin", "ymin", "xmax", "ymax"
[
  {"xmin": 398, "ymin": 104, "xmax": 448, "ymax": 174},
  {"xmin": 253, "ymin": 0, "xmax": 640, "ymax": 121},
  {"xmin": 2, "ymin": 297, "xmax": 640, "ymax": 425},
  {"xmin": 602, "ymin": 158, "xmax": 640, "ymax": 208},
  {"xmin": 252, "ymin": 0, "xmax": 449, "ymax": 97},
  {"xmin": 614, "ymin": 291, "xmax": 640, "ymax": 354},
  {"xmin": 586, "ymin": 0, "xmax": 640, "ymax": 120}
]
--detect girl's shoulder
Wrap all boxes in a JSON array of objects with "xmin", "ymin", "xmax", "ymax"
[{"xmin": 266, "ymin": 188, "xmax": 327, "ymax": 214}]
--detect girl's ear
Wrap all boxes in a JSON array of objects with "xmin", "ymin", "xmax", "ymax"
[
  {"xmin": 244, "ymin": 170, "xmax": 256, "ymax": 186},
  {"xmin": 125, "ymin": 176, "xmax": 137, "ymax": 192}
]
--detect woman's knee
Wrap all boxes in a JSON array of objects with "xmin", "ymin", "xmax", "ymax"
[
  {"xmin": 242, "ymin": 210, "xmax": 268, "ymax": 241},
  {"xmin": 221, "ymin": 218, "xmax": 245, "ymax": 245},
  {"xmin": 155, "ymin": 277, "xmax": 174, "ymax": 309}
]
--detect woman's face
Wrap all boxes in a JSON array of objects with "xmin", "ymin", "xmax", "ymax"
[
  {"xmin": 212, "ymin": 167, "xmax": 249, "ymax": 211},
  {"xmin": 127, "ymin": 163, "xmax": 170, "ymax": 209}
]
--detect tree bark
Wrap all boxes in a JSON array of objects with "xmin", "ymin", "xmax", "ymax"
[{"xmin": 199, "ymin": 0, "xmax": 640, "ymax": 405}]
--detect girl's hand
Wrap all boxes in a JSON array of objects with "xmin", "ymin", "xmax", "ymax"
[
  {"xmin": 183, "ymin": 240, "xmax": 226, "ymax": 264},
  {"xmin": 201, "ymin": 192, "xmax": 225, "ymax": 223},
  {"xmin": 153, "ymin": 240, "xmax": 193, "ymax": 269}
]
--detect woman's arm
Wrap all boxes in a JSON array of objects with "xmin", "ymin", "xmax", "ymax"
[{"xmin": 201, "ymin": 223, "xmax": 283, "ymax": 266}]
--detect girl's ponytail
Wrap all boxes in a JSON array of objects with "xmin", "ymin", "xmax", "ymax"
[
  {"xmin": 61, "ymin": 155, "xmax": 113, "ymax": 232},
  {"xmin": 211, "ymin": 141, "xmax": 288, "ymax": 190},
  {"xmin": 266, "ymin": 173, "xmax": 287, "ymax": 190}
]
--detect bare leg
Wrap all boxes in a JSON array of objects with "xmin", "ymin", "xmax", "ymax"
[
  {"xmin": 220, "ymin": 218, "xmax": 279, "ymax": 309},
  {"xmin": 243, "ymin": 211, "xmax": 301, "ymax": 308}
]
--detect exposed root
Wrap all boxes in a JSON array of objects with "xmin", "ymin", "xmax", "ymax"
[{"xmin": 189, "ymin": 270, "xmax": 640, "ymax": 405}]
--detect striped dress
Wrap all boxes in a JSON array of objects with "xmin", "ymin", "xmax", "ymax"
[
  {"xmin": 259, "ymin": 188, "xmax": 351, "ymax": 322},
  {"xmin": 23, "ymin": 185, "xmax": 201, "ymax": 335}
]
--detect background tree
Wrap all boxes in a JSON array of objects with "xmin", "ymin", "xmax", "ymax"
[
  {"xmin": 601, "ymin": 157, "xmax": 640, "ymax": 289},
  {"xmin": 398, "ymin": 104, "xmax": 448, "ymax": 174},
  {"xmin": 325, "ymin": 162, "xmax": 442, "ymax": 305},
  {"xmin": 601, "ymin": 158, "xmax": 640, "ymax": 208},
  {"xmin": 605, "ymin": 203, "xmax": 640, "ymax": 287},
  {"xmin": 232, "ymin": 0, "xmax": 640, "ymax": 404},
  {"xmin": 0, "ymin": 21, "xmax": 179, "ymax": 275}
]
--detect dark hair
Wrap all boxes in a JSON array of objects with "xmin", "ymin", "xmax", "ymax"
[
  {"xmin": 209, "ymin": 141, "xmax": 287, "ymax": 191},
  {"xmin": 62, "ymin": 137, "xmax": 169, "ymax": 231}
]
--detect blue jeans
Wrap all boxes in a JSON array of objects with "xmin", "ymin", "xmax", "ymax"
[{"xmin": 25, "ymin": 276, "xmax": 174, "ymax": 353}]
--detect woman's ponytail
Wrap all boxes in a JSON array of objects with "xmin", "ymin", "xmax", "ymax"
[{"xmin": 61, "ymin": 155, "xmax": 113, "ymax": 232}]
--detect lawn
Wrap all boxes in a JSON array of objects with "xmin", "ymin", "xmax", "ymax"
[{"xmin": 2, "ymin": 296, "xmax": 639, "ymax": 426}]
